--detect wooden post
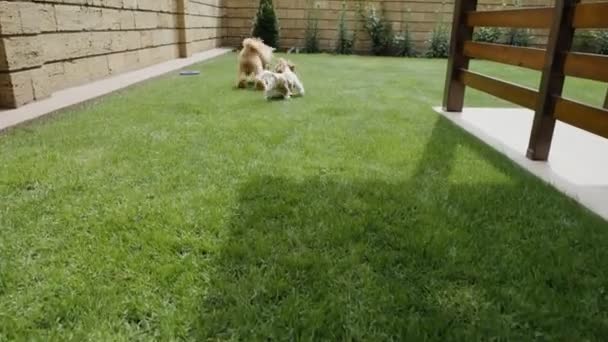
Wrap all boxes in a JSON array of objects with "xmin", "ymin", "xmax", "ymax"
[
  {"xmin": 604, "ymin": 87, "xmax": 608, "ymax": 109},
  {"xmin": 527, "ymin": 0, "xmax": 580, "ymax": 161},
  {"xmin": 443, "ymin": 0, "xmax": 478, "ymax": 112}
]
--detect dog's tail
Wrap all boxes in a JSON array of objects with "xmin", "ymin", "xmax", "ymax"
[
  {"xmin": 242, "ymin": 38, "xmax": 260, "ymax": 53},
  {"xmin": 242, "ymin": 38, "xmax": 274, "ymax": 64}
]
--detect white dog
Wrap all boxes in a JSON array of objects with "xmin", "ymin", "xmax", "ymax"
[
  {"xmin": 274, "ymin": 58, "xmax": 305, "ymax": 97},
  {"xmin": 257, "ymin": 70, "xmax": 292, "ymax": 100}
]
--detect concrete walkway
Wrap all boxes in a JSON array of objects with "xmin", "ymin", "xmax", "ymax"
[
  {"xmin": 0, "ymin": 48, "xmax": 232, "ymax": 132},
  {"xmin": 435, "ymin": 107, "xmax": 608, "ymax": 222}
]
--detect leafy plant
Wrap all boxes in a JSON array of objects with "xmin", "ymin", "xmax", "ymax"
[
  {"xmin": 596, "ymin": 30, "xmax": 608, "ymax": 55},
  {"xmin": 304, "ymin": 1, "xmax": 321, "ymax": 53},
  {"xmin": 335, "ymin": 1, "xmax": 356, "ymax": 55},
  {"xmin": 252, "ymin": 0, "xmax": 280, "ymax": 48},
  {"xmin": 426, "ymin": 24, "xmax": 450, "ymax": 58},
  {"xmin": 504, "ymin": 28, "xmax": 533, "ymax": 47},
  {"xmin": 360, "ymin": 4, "xmax": 393, "ymax": 56},
  {"xmin": 573, "ymin": 30, "xmax": 598, "ymax": 53},
  {"xmin": 474, "ymin": 27, "xmax": 502, "ymax": 43},
  {"xmin": 502, "ymin": 0, "xmax": 532, "ymax": 47},
  {"xmin": 395, "ymin": 24, "xmax": 416, "ymax": 57},
  {"xmin": 572, "ymin": 30, "xmax": 608, "ymax": 55}
]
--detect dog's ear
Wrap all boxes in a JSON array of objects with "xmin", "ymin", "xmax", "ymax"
[{"xmin": 288, "ymin": 61, "xmax": 296, "ymax": 72}]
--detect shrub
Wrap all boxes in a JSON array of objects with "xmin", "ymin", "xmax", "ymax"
[
  {"xmin": 426, "ymin": 24, "xmax": 450, "ymax": 58},
  {"xmin": 474, "ymin": 27, "xmax": 502, "ymax": 43},
  {"xmin": 500, "ymin": 0, "xmax": 532, "ymax": 47},
  {"xmin": 252, "ymin": 0, "xmax": 280, "ymax": 48},
  {"xmin": 596, "ymin": 31, "xmax": 608, "ymax": 55},
  {"xmin": 395, "ymin": 24, "xmax": 416, "ymax": 57},
  {"xmin": 504, "ymin": 28, "xmax": 533, "ymax": 47},
  {"xmin": 335, "ymin": 1, "xmax": 356, "ymax": 55},
  {"xmin": 573, "ymin": 30, "xmax": 597, "ymax": 53},
  {"xmin": 572, "ymin": 30, "xmax": 608, "ymax": 55},
  {"xmin": 360, "ymin": 4, "xmax": 393, "ymax": 56},
  {"xmin": 304, "ymin": 1, "xmax": 320, "ymax": 53}
]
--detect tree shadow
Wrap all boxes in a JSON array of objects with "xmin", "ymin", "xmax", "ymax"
[{"xmin": 193, "ymin": 118, "xmax": 608, "ymax": 340}]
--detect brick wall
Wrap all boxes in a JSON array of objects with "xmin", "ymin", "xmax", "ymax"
[
  {"xmin": 0, "ymin": 0, "xmax": 223, "ymax": 108},
  {"xmin": 222, "ymin": 0, "xmax": 557, "ymax": 52}
]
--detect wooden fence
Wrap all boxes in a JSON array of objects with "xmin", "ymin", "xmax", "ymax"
[{"xmin": 443, "ymin": 0, "xmax": 608, "ymax": 161}]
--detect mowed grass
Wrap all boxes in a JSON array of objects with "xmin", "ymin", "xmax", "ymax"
[{"xmin": 1, "ymin": 53, "xmax": 607, "ymax": 341}]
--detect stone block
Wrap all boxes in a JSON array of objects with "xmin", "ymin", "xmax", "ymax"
[
  {"xmin": 0, "ymin": 1, "xmax": 22, "ymax": 35},
  {"xmin": 0, "ymin": 36, "xmax": 43, "ymax": 71},
  {"xmin": 108, "ymin": 50, "xmax": 139, "ymax": 74},
  {"xmin": 135, "ymin": 11, "xmax": 158, "ymax": 29}
]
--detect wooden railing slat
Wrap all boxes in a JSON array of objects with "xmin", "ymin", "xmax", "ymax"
[
  {"xmin": 555, "ymin": 97, "xmax": 608, "ymax": 138},
  {"xmin": 463, "ymin": 42, "xmax": 608, "ymax": 83},
  {"xmin": 565, "ymin": 52, "xmax": 608, "ymax": 83},
  {"xmin": 465, "ymin": 8, "xmax": 554, "ymax": 28},
  {"xmin": 573, "ymin": 2, "xmax": 608, "ymax": 28},
  {"xmin": 458, "ymin": 69, "xmax": 538, "ymax": 109},
  {"xmin": 463, "ymin": 41, "xmax": 545, "ymax": 70}
]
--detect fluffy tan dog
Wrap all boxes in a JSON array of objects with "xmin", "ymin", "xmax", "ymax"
[{"xmin": 237, "ymin": 38, "xmax": 275, "ymax": 89}]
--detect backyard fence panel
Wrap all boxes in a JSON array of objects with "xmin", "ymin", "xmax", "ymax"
[{"xmin": 443, "ymin": 0, "xmax": 608, "ymax": 162}]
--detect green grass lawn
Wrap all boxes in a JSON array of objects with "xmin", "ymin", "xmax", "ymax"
[{"xmin": 1, "ymin": 53, "xmax": 607, "ymax": 340}]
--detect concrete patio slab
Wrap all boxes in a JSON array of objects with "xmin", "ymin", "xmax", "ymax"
[
  {"xmin": 0, "ymin": 48, "xmax": 232, "ymax": 132},
  {"xmin": 434, "ymin": 107, "xmax": 608, "ymax": 222}
]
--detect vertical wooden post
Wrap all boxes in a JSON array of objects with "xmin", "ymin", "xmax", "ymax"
[
  {"xmin": 604, "ymin": 87, "xmax": 608, "ymax": 109},
  {"xmin": 527, "ymin": 0, "xmax": 579, "ymax": 161},
  {"xmin": 443, "ymin": 0, "xmax": 478, "ymax": 112}
]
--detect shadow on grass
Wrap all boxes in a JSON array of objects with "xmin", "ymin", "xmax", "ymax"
[{"xmin": 194, "ymin": 118, "xmax": 608, "ymax": 340}]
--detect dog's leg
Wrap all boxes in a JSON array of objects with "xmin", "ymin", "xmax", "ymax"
[
  {"xmin": 284, "ymin": 85, "xmax": 292, "ymax": 99},
  {"xmin": 255, "ymin": 78, "xmax": 266, "ymax": 91},
  {"xmin": 236, "ymin": 71, "xmax": 247, "ymax": 89}
]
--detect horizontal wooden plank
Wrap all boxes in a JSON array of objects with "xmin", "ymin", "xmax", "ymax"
[
  {"xmin": 555, "ymin": 97, "xmax": 608, "ymax": 139},
  {"xmin": 573, "ymin": 2, "xmax": 608, "ymax": 28},
  {"xmin": 564, "ymin": 52, "xmax": 608, "ymax": 83},
  {"xmin": 458, "ymin": 69, "xmax": 538, "ymax": 109},
  {"xmin": 463, "ymin": 42, "xmax": 608, "ymax": 83},
  {"xmin": 465, "ymin": 8, "xmax": 553, "ymax": 28},
  {"xmin": 463, "ymin": 41, "xmax": 545, "ymax": 70}
]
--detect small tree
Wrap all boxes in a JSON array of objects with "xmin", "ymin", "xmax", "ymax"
[
  {"xmin": 474, "ymin": 27, "xmax": 502, "ymax": 43},
  {"xmin": 335, "ymin": 1, "xmax": 355, "ymax": 54},
  {"xmin": 425, "ymin": 5, "xmax": 450, "ymax": 58},
  {"xmin": 304, "ymin": 1, "xmax": 320, "ymax": 53},
  {"xmin": 360, "ymin": 4, "xmax": 393, "ymax": 56},
  {"xmin": 504, "ymin": 28, "xmax": 533, "ymax": 47},
  {"xmin": 252, "ymin": 0, "xmax": 280, "ymax": 48},
  {"xmin": 596, "ymin": 31, "xmax": 608, "ymax": 55},
  {"xmin": 395, "ymin": 9, "xmax": 416, "ymax": 57},
  {"xmin": 502, "ymin": 0, "xmax": 532, "ymax": 47},
  {"xmin": 426, "ymin": 25, "xmax": 449, "ymax": 58}
]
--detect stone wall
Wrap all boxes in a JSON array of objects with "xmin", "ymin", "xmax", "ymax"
[{"xmin": 0, "ymin": 0, "xmax": 223, "ymax": 108}]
